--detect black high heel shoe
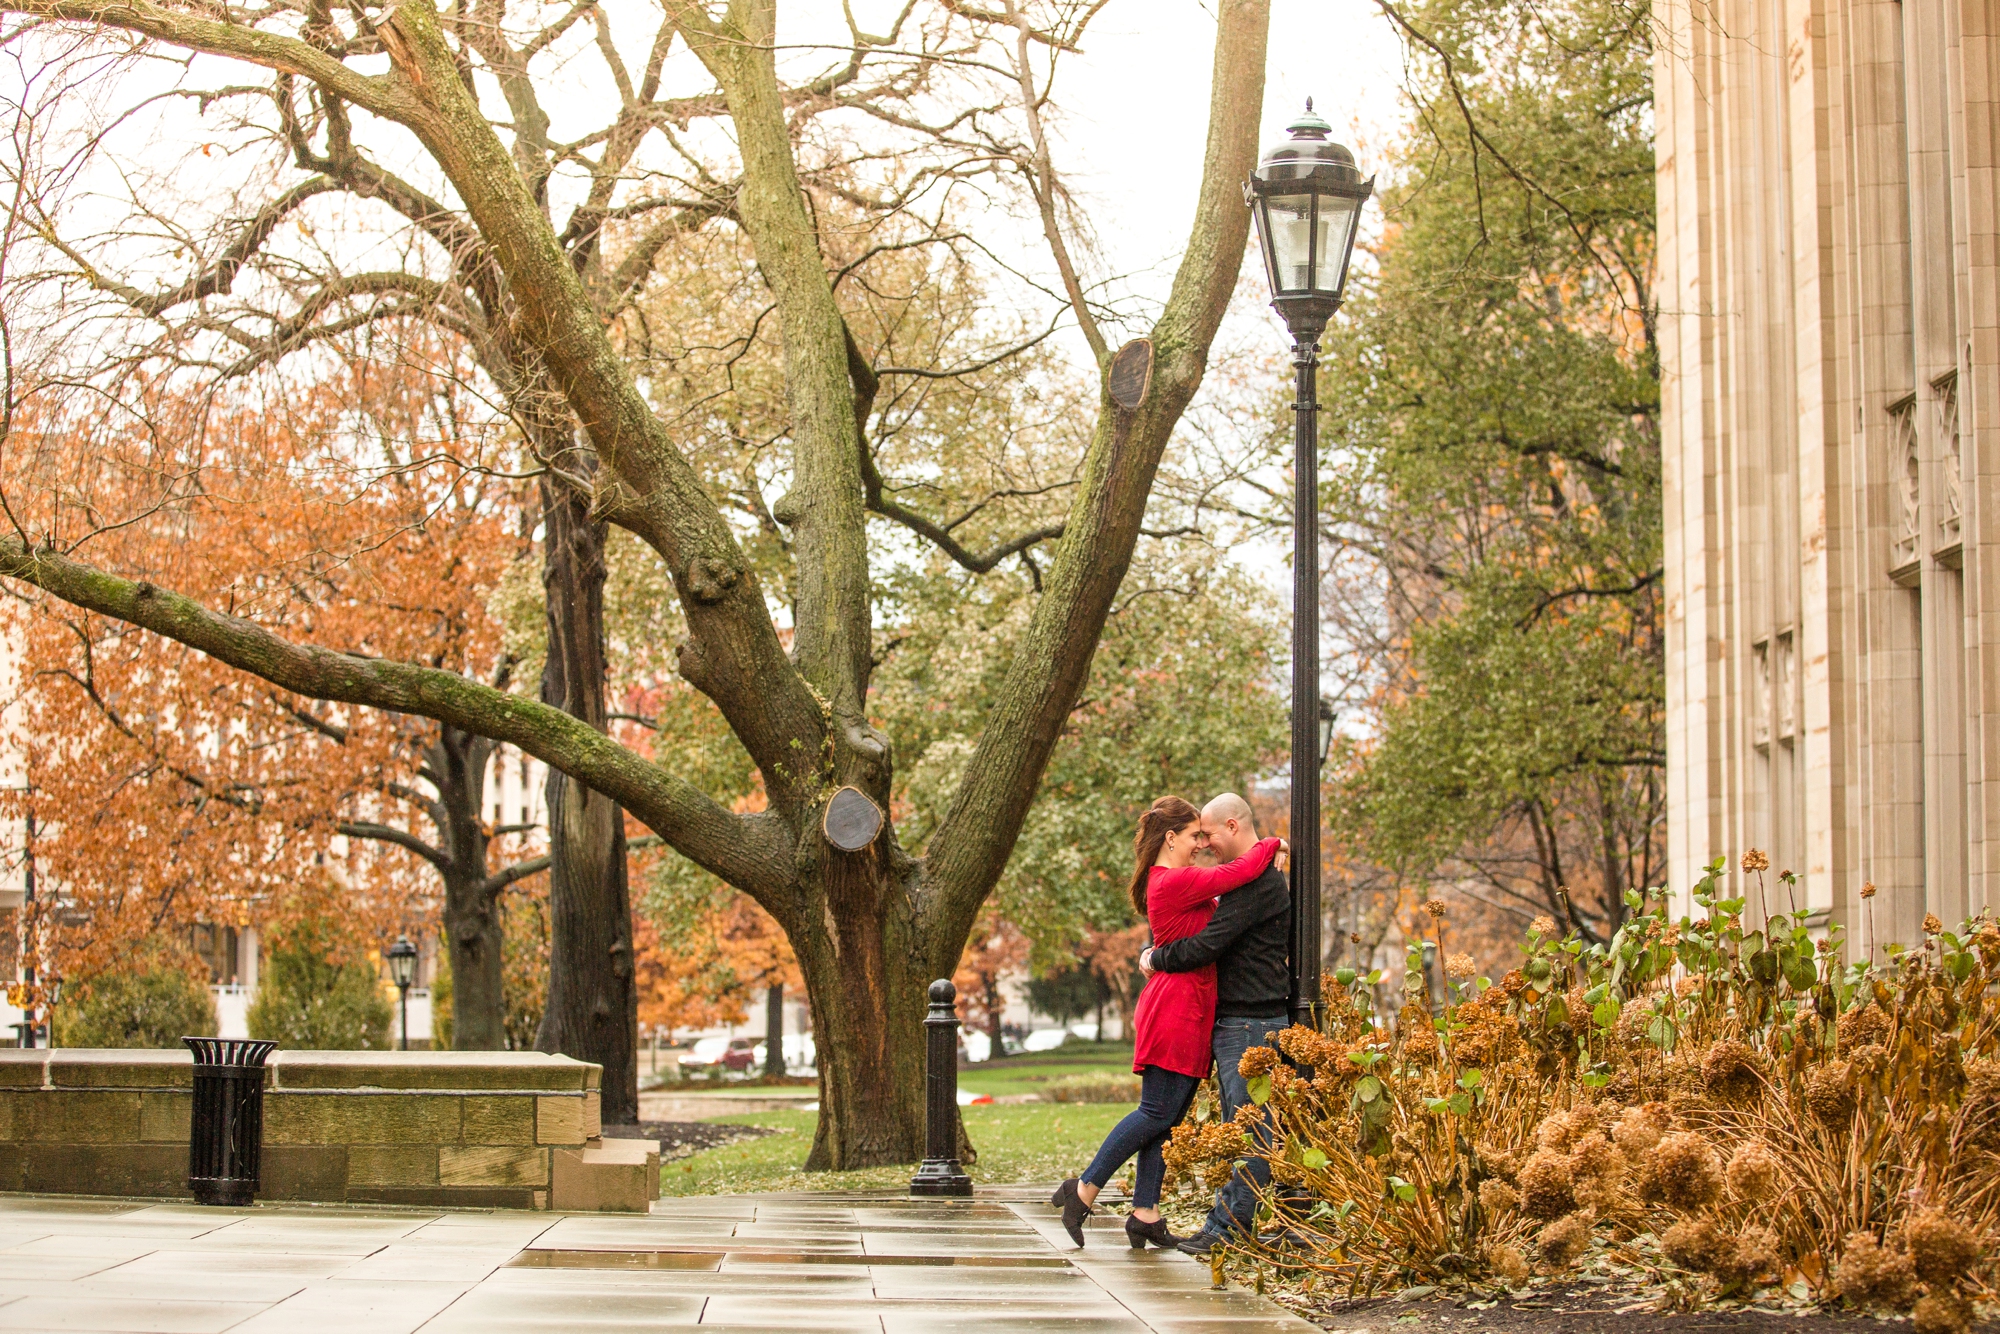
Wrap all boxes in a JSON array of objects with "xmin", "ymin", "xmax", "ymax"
[
  {"xmin": 1125, "ymin": 1214, "xmax": 1182, "ymax": 1250},
  {"xmin": 1050, "ymin": 1177, "xmax": 1094, "ymax": 1247}
]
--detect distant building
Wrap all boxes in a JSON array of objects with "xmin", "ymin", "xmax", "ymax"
[{"xmin": 1655, "ymin": 0, "xmax": 1998, "ymax": 942}]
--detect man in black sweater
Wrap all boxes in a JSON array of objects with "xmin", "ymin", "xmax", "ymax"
[{"xmin": 1139, "ymin": 792, "xmax": 1289, "ymax": 1256}]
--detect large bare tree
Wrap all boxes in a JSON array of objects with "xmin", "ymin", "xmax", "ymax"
[{"xmin": 0, "ymin": 0, "xmax": 1270, "ymax": 1166}]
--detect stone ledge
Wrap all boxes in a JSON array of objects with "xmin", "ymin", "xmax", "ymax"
[{"xmin": 0, "ymin": 1049, "xmax": 626, "ymax": 1211}]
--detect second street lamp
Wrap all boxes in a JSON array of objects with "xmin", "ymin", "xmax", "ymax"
[
  {"xmin": 1246, "ymin": 100, "xmax": 1373, "ymax": 1031},
  {"xmin": 386, "ymin": 936, "xmax": 418, "ymax": 1051}
]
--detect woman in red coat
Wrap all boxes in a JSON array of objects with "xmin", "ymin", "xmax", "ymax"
[{"xmin": 1050, "ymin": 794, "xmax": 1282, "ymax": 1249}]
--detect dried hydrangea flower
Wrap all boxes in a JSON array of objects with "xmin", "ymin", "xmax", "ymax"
[
  {"xmin": 1530, "ymin": 915, "xmax": 1558, "ymax": 936},
  {"xmin": 1741, "ymin": 848, "xmax": 1770, "ymax": 873},
  {"xmin": 1726, "ymin": 1140, "xmax": 1780, "ymax": 1200},
  {"xmin": 1423, "ymin": 898, "xmax": 1448, "ymax": 920},
  {"xmin": 1905, "ymin": 1209, "xmax": 1984, "ymax": 1286},
  {"xmin": 1646, "ymin": 1132, "xmax": 1723, "ymax": 1210},
  {"xmin": 1861, "ymin": 881, "xmax": 1878, "ymax": 899},
  {"xmin": 1924, "ymin": 912, "xmax": 1944, "ymax": 935},
  {"xmin": 1537, "ymin": 1212, "xmax": 1592, "ymax": 1266},
  {"xmin": 1518, "ymin": 1149, "xmax": 1577, "ymax": 1219},
  {"xmin": 1835, "ymin": 1231, "xmax": 1917, "ymax": 1309},
  {"xmin": 1446, "ymin": 952, "xmax": 1476, "ymax": 980}
]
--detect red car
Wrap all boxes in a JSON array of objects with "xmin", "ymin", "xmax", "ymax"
[{"xmin": 719, "ymin": 1037, "xmax": 759, "ymax": 1072}]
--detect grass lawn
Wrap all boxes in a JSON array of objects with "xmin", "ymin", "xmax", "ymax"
[
  {"xmin": 659, "ymin": 1103, "xmax": 1132, "ymax": 1197},
  {"xmin": 956, "ymin": 1042, "xmax": 1137, "ymax": 1098}
]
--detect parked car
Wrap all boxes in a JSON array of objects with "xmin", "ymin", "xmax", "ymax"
[
  {"xmin": 719, "ymin": 1037, "xmax": 759, "ymax": 1072},
  {"xmin": 677, "ymin": 1036, "xmax": 732, "ymax": 1070}
]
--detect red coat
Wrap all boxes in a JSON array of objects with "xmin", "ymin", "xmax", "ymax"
[{"xmin": 1129, "ymin": 837, "xmax": 1282, "ymax": 1077}]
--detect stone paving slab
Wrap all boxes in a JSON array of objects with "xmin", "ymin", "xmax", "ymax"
[{"xmin": 0, "ymin": 1189, "xmax": 1316, "ymax": 1332}]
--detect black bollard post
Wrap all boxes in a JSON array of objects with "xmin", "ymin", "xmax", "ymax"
[{"xmin": 909, "ymin": 978, "xmax": 973, "ymax": 1197}]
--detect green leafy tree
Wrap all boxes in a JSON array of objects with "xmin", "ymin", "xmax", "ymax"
[
  {"xmin": 52, "ymin": 942, "xmax": 218, "ymax": 1048},
  {"xmin": 1324, "ymin": 0, "xmax": 1662, "ymax": 941},
  {"xmin": 246, "ymin": 943, "xmax": 393, "ymax": 1051}
]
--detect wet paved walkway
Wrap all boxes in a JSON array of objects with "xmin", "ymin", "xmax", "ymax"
[{"xmin": 0, "ymin": 1189, "xmax": 1315, "ymax": 1332}]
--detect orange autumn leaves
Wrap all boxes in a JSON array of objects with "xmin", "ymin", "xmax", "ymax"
[{"xmin": 1, "ymin": 363, "xmax": 520, "ymax": 977}]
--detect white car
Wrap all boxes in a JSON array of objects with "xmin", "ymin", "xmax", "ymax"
[{"xmin": 677, "ymin": 1037, "xmax": 733, "ymax": 1069}]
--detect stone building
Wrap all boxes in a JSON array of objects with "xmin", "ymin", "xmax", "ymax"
[{"xmin": 1655, "ymin": 0, "xmax": 1998, "ymax": 943}]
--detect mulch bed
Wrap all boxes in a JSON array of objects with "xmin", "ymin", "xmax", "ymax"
[{"xmin": 600, "ymin": 1120, "xmax": 778, "ymax": 1159}]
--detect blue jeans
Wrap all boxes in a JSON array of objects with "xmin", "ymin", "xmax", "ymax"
[
  {"xmin": 1081, "ymin": 1065, "xmax": 1202, "ymax": 1209},
  {"xmin": 1199, "ymin": 1014, "xmax": 1286, "ymax": 1238}
]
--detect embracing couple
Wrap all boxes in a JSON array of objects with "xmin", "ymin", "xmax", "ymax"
[{"xmin": 1050, "ymin": 792, "xmax": 1293, "ymax": 1254}]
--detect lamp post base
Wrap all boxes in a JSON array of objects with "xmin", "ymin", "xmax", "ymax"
[{"xmin": 909, "ymin": 1159, "xmax": 973, "ymax": 1197}]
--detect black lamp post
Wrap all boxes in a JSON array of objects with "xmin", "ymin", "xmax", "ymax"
[
  {"xmin": 1246, "ymin": 100, "xmax": 1372, "ymax": 1031},
  {"xmin": 386, "ymin": 936, "xmax": 418, "ymax": 1051}
]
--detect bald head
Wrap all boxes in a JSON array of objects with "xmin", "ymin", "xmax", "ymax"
[{"xmin": 1200, "ymin": 793, "xmax": 1257, "ymax": 860}]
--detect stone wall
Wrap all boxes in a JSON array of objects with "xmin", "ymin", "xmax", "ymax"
[{"xmin": 0, "ymin": 1049, "xmax": 659, "ymax": 1211}]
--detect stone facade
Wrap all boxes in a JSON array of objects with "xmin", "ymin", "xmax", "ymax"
[
  {"xmin": 0, "ymin": 1048, "xmax": 659, "ymax": 1211},
  {"xmin": 1655, "ymin": 0, "xmax": 2000, "ymax": 939}
]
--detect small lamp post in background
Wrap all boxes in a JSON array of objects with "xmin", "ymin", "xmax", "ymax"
[
  {"xmin": 386, "ymin": 937, "xmax": 418, "ymax": 1051},
  {"xmin": 1245, "ymin": 99, "xmax": 1373, "ymax": 1031}
]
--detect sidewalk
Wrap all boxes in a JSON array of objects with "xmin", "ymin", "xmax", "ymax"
[{"xmin": 0, "ymin": 1188, "xmax": 1315, "ymax": 1332}]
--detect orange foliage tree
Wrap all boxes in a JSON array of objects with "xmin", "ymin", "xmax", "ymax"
[{"xmin": 0, "ymin": 363, "xmax": 541, "ymax": 1044}]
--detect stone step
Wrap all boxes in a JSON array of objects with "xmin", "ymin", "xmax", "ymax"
[{"xmin": 552, "ymin": 1135, "xmax": 661, "ymax": 1212}]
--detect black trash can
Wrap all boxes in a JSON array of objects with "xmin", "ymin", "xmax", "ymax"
[{"xmin": 183, "ymin": 1037, "xmax": 277, "ymax": 1206}]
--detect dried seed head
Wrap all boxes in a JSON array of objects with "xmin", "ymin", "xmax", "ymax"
[
  {"xmin": 1480, "ymin": 1145, "xmax": 1522, "ymax": 1182},
  {"xmin": 1349, "ymin": 931, "xmax": 1362, "ymax": 944},
  {"xmin": 1861, "ymin": 881, "xmax": 1878, "ymax": 899},
  {"xmin": 1399, "ymin": 1004, "xmax": 1439, "ymax": 1064},
  {"xmin": 1913, "ymin": 1293, "xmax": 1974, "ymax": 1334},
  {"xmin": 1726, "ymin": 1140, "xmax": 1780, "ymax": 1201},
  {"xmin": 1531, "ymin": 915, "xmax": 1558, "ymax": 936},
  {"xmin": 1702, "ymin": 1039, "xmax": 1766, "ymax": 1103},
  {"xmin": 1958, "ymin": 1059, "xmax": 2000, "ymax": 1150},
  {"xmin": 1518, "ymin": 1149, "xmax": 1577, "ymax": 1220},
  {"xmin": 1905, "ymin": 1209, "xmax": 1985, "ymax": 1286},
  {"xmin": 1487, "ymin": 1243, "xmax": 1532, "ymax": 1290},
  {"xmin": 1646, "ymin": 1132, "xmax": 1724, "ymax": 1211},
  {"xmin": 1571, "ymin": 1135, "xmax": 1624, "ymax": 1185},
  {"xmin": 1612, "ymin": 1104, "xmax": 1665, "ymax": 1157},
  {"xmin": 1742, "ymin": 849, "xmax": 1770, "ymax": 873},
  {"xmin": 1446, "ymin": 952, "xmax": 1477, "ymax": 980},
  {"xmin": 1924, "ymin": 912, "xmax": 1945, "ymax": 935},
  {"xmin": 1500, "ymin": 969, "xmax": 1529, "ymax": 997},
  {"xmin": 1837, "ymin": 1003, "xmax": 1891, "ymax": 1055},
  {"xmin": 1537, "ymin": 1212, "xmax": 1593, "ymax": 1267},
  {"xmin": 1478, "ymin": 1178, "xmax": 1520, "ymax": 1215},
  {"xmin": 1835, "ymin": 1232, "xmax": 1918, "ymax": 1310},
  {"xmin": 1237, "ymin": 1044, "xmax": 1280, "ymax": 1079},
  {"xmin": 1805, "ymin": 1061, "xmax": 1857, "ymax": 1126},
  {"xmin": 1662, "ymin": 1217, "xmax": 1731, "ymax": 1274},
  {"xmin": 1718, "ymin": 1226, "xmax": 1783, "ymax": 1287},
  {"xmin": 1424, "ymin": 898, "xmax": 1448, "ymax": 920},
  {"xmin": 1676, "ymin": 976, "xmax": 1703, "ymax": 996}
]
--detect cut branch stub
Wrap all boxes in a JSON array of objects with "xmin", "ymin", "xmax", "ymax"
[
  {"xmin": 1107, "ymin": 338, "xmax": 1154, "ymax": 410},
  {"xmin": 823, "ymin": 786, "xmax": 884, "ymax": 852}
]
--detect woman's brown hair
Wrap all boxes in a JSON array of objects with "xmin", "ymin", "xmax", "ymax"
[{"xmin": 1128, "ymin": 795, "xmax": 1201, "ymax": 917}]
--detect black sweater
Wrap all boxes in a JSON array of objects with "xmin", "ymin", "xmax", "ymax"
[{"xmin": 1148, "ymin": 862, "xmax": 1291, "ymax": 1018}]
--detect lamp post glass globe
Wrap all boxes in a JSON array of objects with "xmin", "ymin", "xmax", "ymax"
[
  {"xmin": 1247, "ymin": 100, "xmax": 1371, "ymax": 1031},
  {"xmin": 1247, "ymin": 99, "xmax": 1373, "ymax": 342},
  {"xmin": 386, "ymin": 936, "xmax": 417, "ymax": 1051}
]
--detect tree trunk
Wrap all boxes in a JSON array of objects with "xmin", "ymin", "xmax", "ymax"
[
  {"xmin": 441, "ymin": 868, "xmax": 507, "ymax": 1051},
  {"xmin": 535, "ymin": 473, "xmax": 638, "ymax": 1124},
  {"xmin": 764, "ymin": 983, "xmax": 784, "ymax": 1079},
  {"xmin": 428, "ymin": 726, "xmax": 507, "ymax": 1050}
]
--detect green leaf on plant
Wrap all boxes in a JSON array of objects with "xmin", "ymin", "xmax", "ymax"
[
  {"xmin": 1300, "ymin": 1147, "xmax": 1329, "ymax": 1170},
  {"xmin": 1355, "ymin": 1075, "xmax": 1383, "ymax": 1104},
  {"xmin": 1458, "ymin": 1068, "xmax": 1484, "ymax": 1089},
  {"xmin": 1247, "ymin": 1073, "xmax": 1271, "ymax": 1105}
]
